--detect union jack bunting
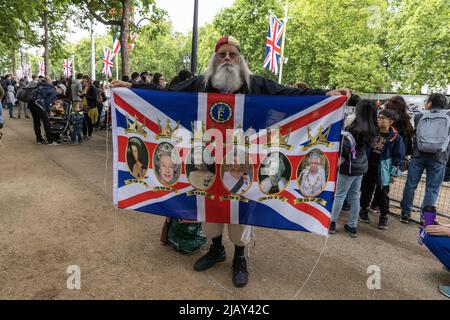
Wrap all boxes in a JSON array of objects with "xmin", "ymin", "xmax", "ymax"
[
  {"xmin": 111, "ymin": 88, "xmax": 347, "ymax": 236},
  {"xmin": 263, "ymin": 14, "xmax": 285, "ymax": 75},
  {"xmin": 102, "ymin": 48, "xmax": 115, "ymax": 78},
  {"xmin": 63, "ymin": 59, "xmax": 72, "ymax": 78},
  {"xmin": 38, "ymin": 62, "xmax": 45, "ymax": 77}
]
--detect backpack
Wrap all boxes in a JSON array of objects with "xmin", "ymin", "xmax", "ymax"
[
  {"xmin": 416, "ymin": 110, "xmax": 450, "ymax": 154},
  {"xmin": 17, "ymin": 86, "xmax": 39, "ymax": 104},
  {"xmin": 340, "ymin": 130, "xmax": 357, "ymax": 173}
]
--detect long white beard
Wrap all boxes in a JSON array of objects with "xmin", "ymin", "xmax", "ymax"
[{"xmin": 211, "ymin": 63, "xmax": 243, "ymax": 93}]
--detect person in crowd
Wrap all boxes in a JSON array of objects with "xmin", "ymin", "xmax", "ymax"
[
  {"xmin": 152, "ymin": 73, "xmax": 166, "ymax": 89},
  {"xmin": 17, "ymin": 77, "xmax": 30, "ymax": 119},
  {"xmin": 55, "ymin": 83, "xmax": 67, "ymax": 100},
  {"xmin": 0, "ymin": 85, "xmax": 4, "ymax": 128},
  {"xmin": 71, "ymin": 73, "xmax": 83, "ymax": 112},
  {"xmin": 93, "ymin": 80, "xmax": 106, "ymax": 129},
  {"xmin": 140, "ymin": 71, "xmax": 151, "ymax": 84},
  {"xmin": 6, "ymin": 84, "xmax": 16, "ymax": 119},
  {"xmin": 70, "ymin": 103, "xmax": 84, "ymax": 145},
  {"xmin": 130, "ymin": 72, "xmax": 141, "ymax": 84},
  {"xmin": 28, "ymin": 77, "xmax": 58, "ymax": 145},
  {"xmin": 122, "ymin": 75, "xmax": 130, "ymax": 82},
  {"xmin": 400, "ymin": 93, "xmax": 450, "ymax": 223},
  {"xmin": 359, "ymin": 109, "xmax": 405, "ymax": 230},
  {"xmin": 330, "ymin": 99, "xmax": 378, "ymax": 237},
  {"xmin": 80, "ymin": 75, "xmax": 98, "ymax": 140},
  {"xmin": 168, "ymin": 70, "xmax": 193, "ymax": 88},
  {"xmin": 49, "ymin": 100, "xmax": 65, "ymax": 117},
  {"xmin": 111, "ymin": 34, "xmax": 351, "ymax": 288}
]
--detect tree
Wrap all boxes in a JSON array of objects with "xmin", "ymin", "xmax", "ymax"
[
  {"xmin": 386, "ymin": 0, "xmax": 450, "ymax": 93},
  {"xmin": 73, "ymin": 0, "xmax": 167, "ymax": 76}
]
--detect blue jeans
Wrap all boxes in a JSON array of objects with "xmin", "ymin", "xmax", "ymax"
[
  {"xmin": 7, "ymin": 102, "xmax": 14, "ymax": 118},
  {"xmin": 401, "ymin": 157, "xmax": 446, "ymax": 216},
  {"xmin": 423, "ymin": 233, "xmax": 450, "ymax": 269},
  {"xmin": 71, "ymin": 122, "xmax": 83, "ymax": 143},
  {"xmin": 331, "ymin": 173, "xmax": 363, "ymax": 228}
]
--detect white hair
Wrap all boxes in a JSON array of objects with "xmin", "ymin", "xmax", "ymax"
[{"xmin": 203, "ymin": 52, "xmax": 252, "ymax": 93}]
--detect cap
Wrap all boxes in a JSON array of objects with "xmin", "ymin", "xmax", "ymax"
[{"xmin": 215, "ymin": 35, "xmax": 240, "ymax": 52}]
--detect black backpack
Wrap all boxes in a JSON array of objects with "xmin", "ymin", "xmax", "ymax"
[{"xmin": 17, "ymin": 86, "xmax": 40, "ymax": 104}]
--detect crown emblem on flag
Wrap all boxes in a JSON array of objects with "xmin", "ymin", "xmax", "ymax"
[
  {"xmin": 191, "ymin": 121, "xmax": 213, "ymax": 144},
  {"xmin": 265, "ymin": 127, "xmax": 292, "ymax": 150},
  {"xmin": 303, "ymin": 125, "xmax": 332, "ymax": 150},
  {"xmin": 156, "ymin": 118, "xmax": 180, "ymax": 140},
  {"xmin": 125, "ymin": 114, "xmax": 148, "ymax": 137}
]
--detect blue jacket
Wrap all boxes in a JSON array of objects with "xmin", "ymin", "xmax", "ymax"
[
  {"xmin": 369, "ymin": 127, "xmax": 405, "ymax": 187},
  {"xmin": 37, "ymin": 82, "xmax": 57, "ymax": 112}
]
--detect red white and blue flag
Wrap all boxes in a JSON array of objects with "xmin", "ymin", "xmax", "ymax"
[
  {"xmin": 38, "ymin": 62, "xmax": 45, "ymax": 77},
  {"xmin": 102, "ymin": 48, "xmax": 115, "ymax": 78},
  {"xmin": 63, "ymin": 59, "xmax": 72, "ymax": 78},
  {"xmin": 113, "ymin": 36, "xmax": 121, "ymax": 55},
  {"xmin": 263, "ymin": 14, "xmax": 285, "ymax": 75},
  {"xmin": 111, "ymin": 88, "xmax": 346, "ymax": 236}
]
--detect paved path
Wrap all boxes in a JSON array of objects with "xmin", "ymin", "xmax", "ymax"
[{"xmin": 0, "ymin": 110, "xmax": 448, "ymax": 299}]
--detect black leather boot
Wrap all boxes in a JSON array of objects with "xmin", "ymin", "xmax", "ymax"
[
  {"xmin": 193, "ymin": 236, "xmax": 226, "ymax": 271},
  {"xmin": 232, "ymin": 246, "xmax": 248, "ymax": 287}
]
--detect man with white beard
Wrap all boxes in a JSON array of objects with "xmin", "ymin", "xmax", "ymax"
[{"xmin": 111, "ymin": 35, "xmax": 351, "ymax": 288}]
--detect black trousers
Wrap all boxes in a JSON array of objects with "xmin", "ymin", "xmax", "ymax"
[
  {"xmin": 82, "ymin": 112, "xmax": 94, "ymax": 137},
  {"xmin": 360, "ymin": 165, "xmax": 390, "ymax": 217},
  {"xmin": 29, "ymin": 104, "xmax": 53, "ymax": 143}
]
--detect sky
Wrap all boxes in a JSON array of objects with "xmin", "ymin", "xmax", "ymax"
[{"xmin": 68, "ymin": 0, "xmax": 235, "ymax": 44}]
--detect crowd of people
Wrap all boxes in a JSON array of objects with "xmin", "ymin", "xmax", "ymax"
[{"xmin": 0, "ymin": 34, "xmax": 449, "ymax": 296}]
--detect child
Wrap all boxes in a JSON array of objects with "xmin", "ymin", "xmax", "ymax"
[
  {"xmin": 49, "ymin": 100, "xmax": 65, "ymax": 118},
  {"xmin": 70, "ymin": 103, "xmax": 84, "ymax": 145},
  {"xmin": 329, "ymin": 100, "xmax": 378, "ymax": 237},
  {"xmin": 359, "ymin": 109, "xmax": 405, "ymax": 230},
  {"xmin": 6, "ymin": 85, "xmax": 16, "ymax": 119}
]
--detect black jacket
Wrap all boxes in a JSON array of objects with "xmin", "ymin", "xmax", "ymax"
[
  {"xmin": 339, "ymin": 127, "xmax": 370, "ymax": 176},
  {"xmin": 133, "ymin": 75, "xmax": 327, "ymax": 96},
  {"xmin": 82, "ymin": 85, "xmax": 98, "ymax": 109}
]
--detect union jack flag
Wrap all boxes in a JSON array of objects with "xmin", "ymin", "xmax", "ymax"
[
  {"xmin": 102, "ymin": 48, "xmax": 115, "ymax": 78},
  {"xmin": 263, "ymin": 14, "xmax": 285, "ymax": 75},
  {"xmin": 38, "ymin": 62, "xmax": 45, "ymax": 77},
  {"xmin": 63, "ymin": 59, "xmax": 72, "ymax": 78},
  {"xmin": 113, "ymin": 36, "xmax": 121, "ymax": 55},
  {"xmin": 111, "ymin": 89, "xmax": 346, "ymax": 236}
]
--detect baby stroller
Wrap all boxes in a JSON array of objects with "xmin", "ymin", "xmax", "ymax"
[{"xmin": 48, "ymin": 99, "xmax": 72, "ymax": 144}]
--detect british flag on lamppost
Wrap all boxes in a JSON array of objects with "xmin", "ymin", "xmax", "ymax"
[
  {"xmin": 63, "ymin": 59, "xmax": 73, "ymax": 79},
  {"xmin": 102, "ymin": 48, "xmax": 115, "ymax": 78},
  {"xmin": 38, "ymin": 61, "xmax": 45, "ymax": 77}
]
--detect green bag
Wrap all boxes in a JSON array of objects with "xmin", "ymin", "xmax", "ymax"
[{"xmin": 168, "ymin": 220, "xmax": 207, "ymax": 254}]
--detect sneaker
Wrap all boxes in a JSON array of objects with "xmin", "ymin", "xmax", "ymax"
[
  {"xmin": 193, "ymin": 245, "xmax": 226, "ymax": 271},
  {"xmin": 232, "ymin": 256, "xmax": 249, "ymax": 287},
  {"xmin": 344, "ymin": 224, "xmax": 358, "ymax": 238},
  {"xmin": 48, "ymin": 141, "xmax": 60, "ymax": 146},
  {"xmin": 378, "ymin": 216, "xmax": 389, "ymax": 230},
  {"xmin": 438, "ymin": 285, "xmax": 450, "ymax": 299},
  {"xmin": 25, "ymin": 116, "xmax": 30, "ymax": 119},
  {"xmin": 329, "ymin": 222, "xmax": 336, "ymax": 235},
  {"xmin": 369, "ymin": 205, "xmax": 380, "ymax": 214},
  {"xmin": 400, "ymin": 214, "xmax": 410, "ymax": 224},
  {"xmin": 35, "ymin": 141, "xmax": 42, "ymax": 145},
  {"xmin": 359, "ymin": 210, "xmax": 370, "ymax": 224}
]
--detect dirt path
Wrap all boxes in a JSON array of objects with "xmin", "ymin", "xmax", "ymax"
[{"xmin": 0, "ymin": 109, "xmax": 448, "ymax": 299}]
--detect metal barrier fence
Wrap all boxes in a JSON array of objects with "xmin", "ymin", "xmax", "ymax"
[{"xmin": 389, "ymin": 171, "xmax": 450, "ymax": 219}]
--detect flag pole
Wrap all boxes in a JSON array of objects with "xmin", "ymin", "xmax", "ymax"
[
  {"xmin": 115, "ymin": 54, "xmax": 119, "ymax": 80},
  {"xmin": 72, "ymin": 54, "xmax": 76, "ymax": 79},
  {"xmin": 278, "ymin": 4, "xmax": 288, "ymax": 84}
]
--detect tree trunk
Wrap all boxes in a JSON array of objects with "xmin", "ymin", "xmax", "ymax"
[
  {"xmin": 120, "ymin": 0, "xmax": 131, "ymax": 77},
  {"xmin": 43, "ymin": 6, "xmax": 50, "ymax": 78}
]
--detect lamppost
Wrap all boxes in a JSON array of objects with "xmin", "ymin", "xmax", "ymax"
[
  {"xmin": 183, "ymin": 54, "xmax": 191, "ymax": 70},
  {"xmin": 191, "ymin": 0, "xmax": 199, "ymax": 74}
]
